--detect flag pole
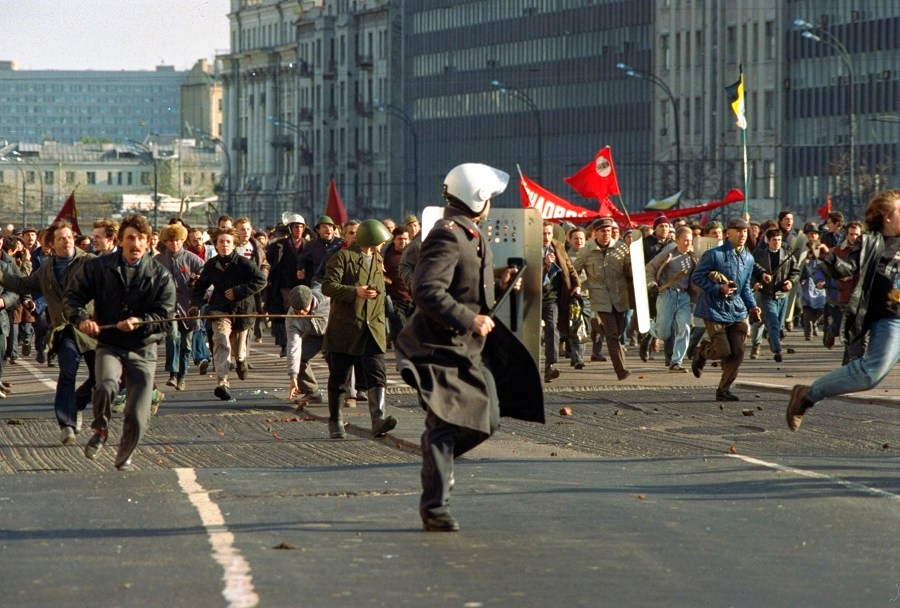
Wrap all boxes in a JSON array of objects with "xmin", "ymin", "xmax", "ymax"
[
  {"xmin": 607, "ymin": 146, "xmax": 634, "ymax": 229},
  {"xmin": 742, "ymin": 127, "xmax": 749, "ymax": 218}
]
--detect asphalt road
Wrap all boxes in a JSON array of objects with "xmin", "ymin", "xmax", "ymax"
[{"xmin": 0, "ymin": 338, "xmax": 897, "ymax": 607}]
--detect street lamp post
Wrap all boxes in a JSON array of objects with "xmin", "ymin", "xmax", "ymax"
[
  {"xmin": 374, "ymin": 100, "xmax": 419, "ymax": 212},
  {"xmin": 616, "ymin": 63, "xmax": 682, "ymax": 197},
  {"xmin": 794, "ymin": 19, "xmax": 856, "ymax": 213},
  {"xmin": 1, "ymin": 156, "xmax": 27, "ymax": 227},
  {"xmin": 127, "ymin": 140, "xmax": 161, "ymax": 227},
  {"xmin": 267, "ymin": 115, "xmax": 312, "ymax": 216},
  {"xmin": 491, "ymin": 80, "xmax": 543, "ymax": 183},
  {"xmin": 11, "ymin": 151, "xmax": 43, "ymax": 226},
  {"xmin": 194, "ymin": 129, "xmax": 233, "ymax": 216}
]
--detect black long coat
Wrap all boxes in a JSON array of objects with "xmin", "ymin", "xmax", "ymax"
[{"xmin": 396, "ymin": 207, "xmax": 543, "ymax": 435}]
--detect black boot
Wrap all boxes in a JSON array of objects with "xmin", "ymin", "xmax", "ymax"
[
  {"xmin": 328, "ymin": 391, "xmax": 346, "ymax": 439},
  {"xmin": 368, "ymin": 387, "xmax": 397, "ymax": 437}
]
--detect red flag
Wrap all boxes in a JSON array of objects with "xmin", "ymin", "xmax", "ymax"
[
  {"xmin": 563, "ymin": 146, "xmax": 621, "ymax": 201},
  {"xmin": 519, "ymin": 174, "xmax": 628, "ymax": 225},
  {"xmin": 817, "ymin": 193, "xmax": 832, "ymax": 220},
  {"xmin": 325, "ymin": 178, "xmax": 349, "ymax": 226},
  {"xmin": 522, "ymin": 175, "xmax": 743, "ymax": 227},
  {"xmin": 54, "ymin": 190, "xmax": 82, "ymax": 235}
]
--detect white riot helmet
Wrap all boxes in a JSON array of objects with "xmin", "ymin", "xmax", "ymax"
[
  {"xmin": 442, "ymin": 163, "xmax": 509, "ymax": 216},
  {"xmin": 281, "ymin": 212, "xmax": 306, "ymax": 226}
]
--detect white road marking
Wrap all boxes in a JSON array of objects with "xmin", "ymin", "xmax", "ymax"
[
  {"xmin": 176, "ymin": 468, "xmax": 260, "ymax": 608},
  {"xmin": 728, "ymin": 454, "xmax": 899, "ymax": 500},
  {"xmin": 16, "ymin": 359, "xmax": 58, "ymax": 390}
]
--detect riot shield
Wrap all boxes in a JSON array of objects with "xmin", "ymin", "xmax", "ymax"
[{"xmin": 420, "ymin": 206, "xmax": 543, "ymax": 366}]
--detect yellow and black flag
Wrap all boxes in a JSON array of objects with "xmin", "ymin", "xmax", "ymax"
[{"xmin": 725, "ymin": 67, "xmax": 747, "ymax": 130}]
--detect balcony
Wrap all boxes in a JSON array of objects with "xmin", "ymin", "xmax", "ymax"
[
  {"xmin": 298, "ymin": 108, "xmax": 314, "ymax": 122},
  {"xmin": 322, "ymin": 60, "xmax": 337, "ymax": 79},
  {"xmin": 356, "ymin": 54, "xmax": 374, "ymax": 69},
  {"xmin": 356, "ymin": 101, "xmax": 373, "ymax": 117}
]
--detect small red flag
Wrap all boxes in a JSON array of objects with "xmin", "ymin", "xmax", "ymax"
[
  {"xmin": 54, "ymin": 190, "xmax": 82, "ymax": 235},
  {"xmin": 325, "ymin": 178, "xmax": 349, "ymax": 226},
  {"xmin": 564, "ymin": 146, "xmax": 621, "ymax": 201},
  {"xmin": 817, "ymin": 193, "xmax": 832, "ymax": 220}
]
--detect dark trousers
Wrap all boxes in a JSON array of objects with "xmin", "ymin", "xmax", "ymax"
[
  {"xmin": 326, "ymin": 334, "xmax": 386, "ymax": 396},
  {"xmin": 419, "ymin": 359, "xmax": 499, "ymax": 519},
  {"xmin": 700, "ymin": 319, "xmax": 749, "ymax": 392},
  {"xmin": 55, "ymin": 326, "xmax": 96, "ymax": 428},
  {"xmin": 597, "ymin": 308, "xmax": 628, "ymax": 376},
  {"xmin": 92, "ymin": 343, "xmax": 156, "ymax": 467}
]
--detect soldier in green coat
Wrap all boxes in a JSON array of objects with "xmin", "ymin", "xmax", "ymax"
[{"xmin": 321, "ymin": 219, "xmax": 397, "ymax": 439}]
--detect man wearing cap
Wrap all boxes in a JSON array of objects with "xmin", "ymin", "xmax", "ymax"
[
  {"xmin": 751, "ymin": 228, "xmax": 801, "ymax": 363},
  {"xmin": 574, "ymin": 216, "xmax": 633, "ymax": 381},
  {"xmin": 157, "ymin": 224, "xmax": 204, "ymax": 391},
  {"xmin": 398, "ymin": 214, "xmax": 422, "ymax": 289},
  {"xmin": 286, "ymin": 284, "xmax": 330, "ymax": 407},
  {"xmin": 266, "ymin": 213, "xmax": 307, "ymax": 357},
  {"xmin": 690, "ymin": 217, "xmax": 762, "ymax": 401}
]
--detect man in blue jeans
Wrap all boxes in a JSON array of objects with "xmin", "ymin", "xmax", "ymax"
[
  {"xmin": 0, "ymin": 220, "xmax": 96, "ymax": 445},
  {"xmin": 787, "ymin": 189, "xmax": 900, "ymax": 431}
]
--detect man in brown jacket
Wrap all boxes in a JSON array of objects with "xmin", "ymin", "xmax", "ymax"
[{"xmin": 573, "ymin": 217, "xmax": 632, "ymax": 380}]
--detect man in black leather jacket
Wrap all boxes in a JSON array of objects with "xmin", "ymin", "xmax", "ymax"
[
  {"xmin": 787, "ymin": 189, "xmax": 900, "ymax": 431},
  {"xmin": 66, "ymin": 214, "xmax": 175, "ymax": 470}
]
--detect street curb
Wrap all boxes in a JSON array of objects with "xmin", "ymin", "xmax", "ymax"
[{"xmin": 735, "ymin": 381, "xmax": 900, "ymax": 408}]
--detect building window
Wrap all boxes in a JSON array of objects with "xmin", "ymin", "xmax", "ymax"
[
  {"xmin": 44, "ymin": 171, "xmax": 53, "ymax": 185},
  {"xmin": 765, "ymin": 21, "xmax": 775, "ymax": 60},
  {"xmin": 87, "ymin": 172, "xmax": 96, "ymax": 185},
  {"xmin": 141, "ymin": 172, "xmax": 150, "ymax": 185},
  {"xmin": 660, "ymin": 35, "xmax": 670, "ymax": 70},
  {"xmin": 127, "ymin": 172, "xmax": 133, "ymax": 186},
  {"xmin": 107, "ymin": 172, "xmax": 113, "ymax": 185},
  {"xmin": 26, "ymin": 171, "xmax": 36, "ymax": 184},
  {"xmin": 726, "ymin": 26, "xmax": 737, "ymax": 64},
  {"xmin": 66, "ymin": 171, "xmax": 75, "ymax": 184},
  {"xmin": 764, "ymin": 91, "xmax": 775, "ymax": 130},
  {"xmin": 117, "ymin": 171, "xmax": 123, "ymax": 185},
  {"xmin": 184, "ymin": 173, "xmax": 192, "ymax": 186}
]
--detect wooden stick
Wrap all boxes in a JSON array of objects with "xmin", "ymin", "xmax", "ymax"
[{"xmin": 97, "ymin": 312, "xmax": 321, "ymax": 331}]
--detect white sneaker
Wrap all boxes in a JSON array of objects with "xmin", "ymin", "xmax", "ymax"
[
  {"xmin": 60, "ymin": 426, "xmax": 76, "ymax": 445},
  {"xmin": 75, "ymin": 411, "xmax": 83, "ymax": 433}
]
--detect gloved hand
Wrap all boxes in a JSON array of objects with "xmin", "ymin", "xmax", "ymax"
[{"xmin": 648, "ymin": 282, "xmax": 659, "ymax": 299}]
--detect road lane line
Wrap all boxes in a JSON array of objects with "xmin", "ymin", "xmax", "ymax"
[
  {"xmin": 17, "ymin": 359, "xmax": 58, "ymax": 390},
  {"xmin": 176, "ymin": 468, "xmax": 260, "ymax": 608},
  {"xmin": 728, "ymin": 454, "xmax": 899, "ymax": 500}
]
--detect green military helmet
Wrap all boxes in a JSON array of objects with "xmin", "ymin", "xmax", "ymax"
[
  {"xmin": 354, "ymin": 219, "xmax": 393, "ymax": 248},
  {"xmin": 314, "ymin": 214, "xmax": 335, "ymax": 228}
]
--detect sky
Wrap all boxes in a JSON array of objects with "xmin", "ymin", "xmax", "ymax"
[{"xmin": 2, "ymin": 0, "xmax": 231, "ymax": 72}]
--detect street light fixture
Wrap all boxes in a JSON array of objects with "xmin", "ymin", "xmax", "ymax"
[
  {"xmin": 373, "ymin": 99, "xmax": 419, "ymax": 213},
  {"xmin": 127, "ymin": 140, "xmax": 165, "ymax": 228},
  {"xmin": 11, "ymin": 151, "xmax": 44, "ymax": 226},
  {"xmin": 491, "ymin": 79, "xmax": 543, "ymax": 182},
  {"xmin": 0, "ymin": 154, "xmax": 27, "ymax": 227},
  {"xmin": 193, "ymin": 129, "xmax": 233, "ymax": 215},
  {"xmin": 267, "ymin": 115, "xmax": 313, "ymax": 213},
  {"xmin": 794, "ymin": 18, "xmax": 857, "ymax": 212},
  {"xmin": 616, "ymin": 63, "xmax": 682, "ymax": 197}
]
